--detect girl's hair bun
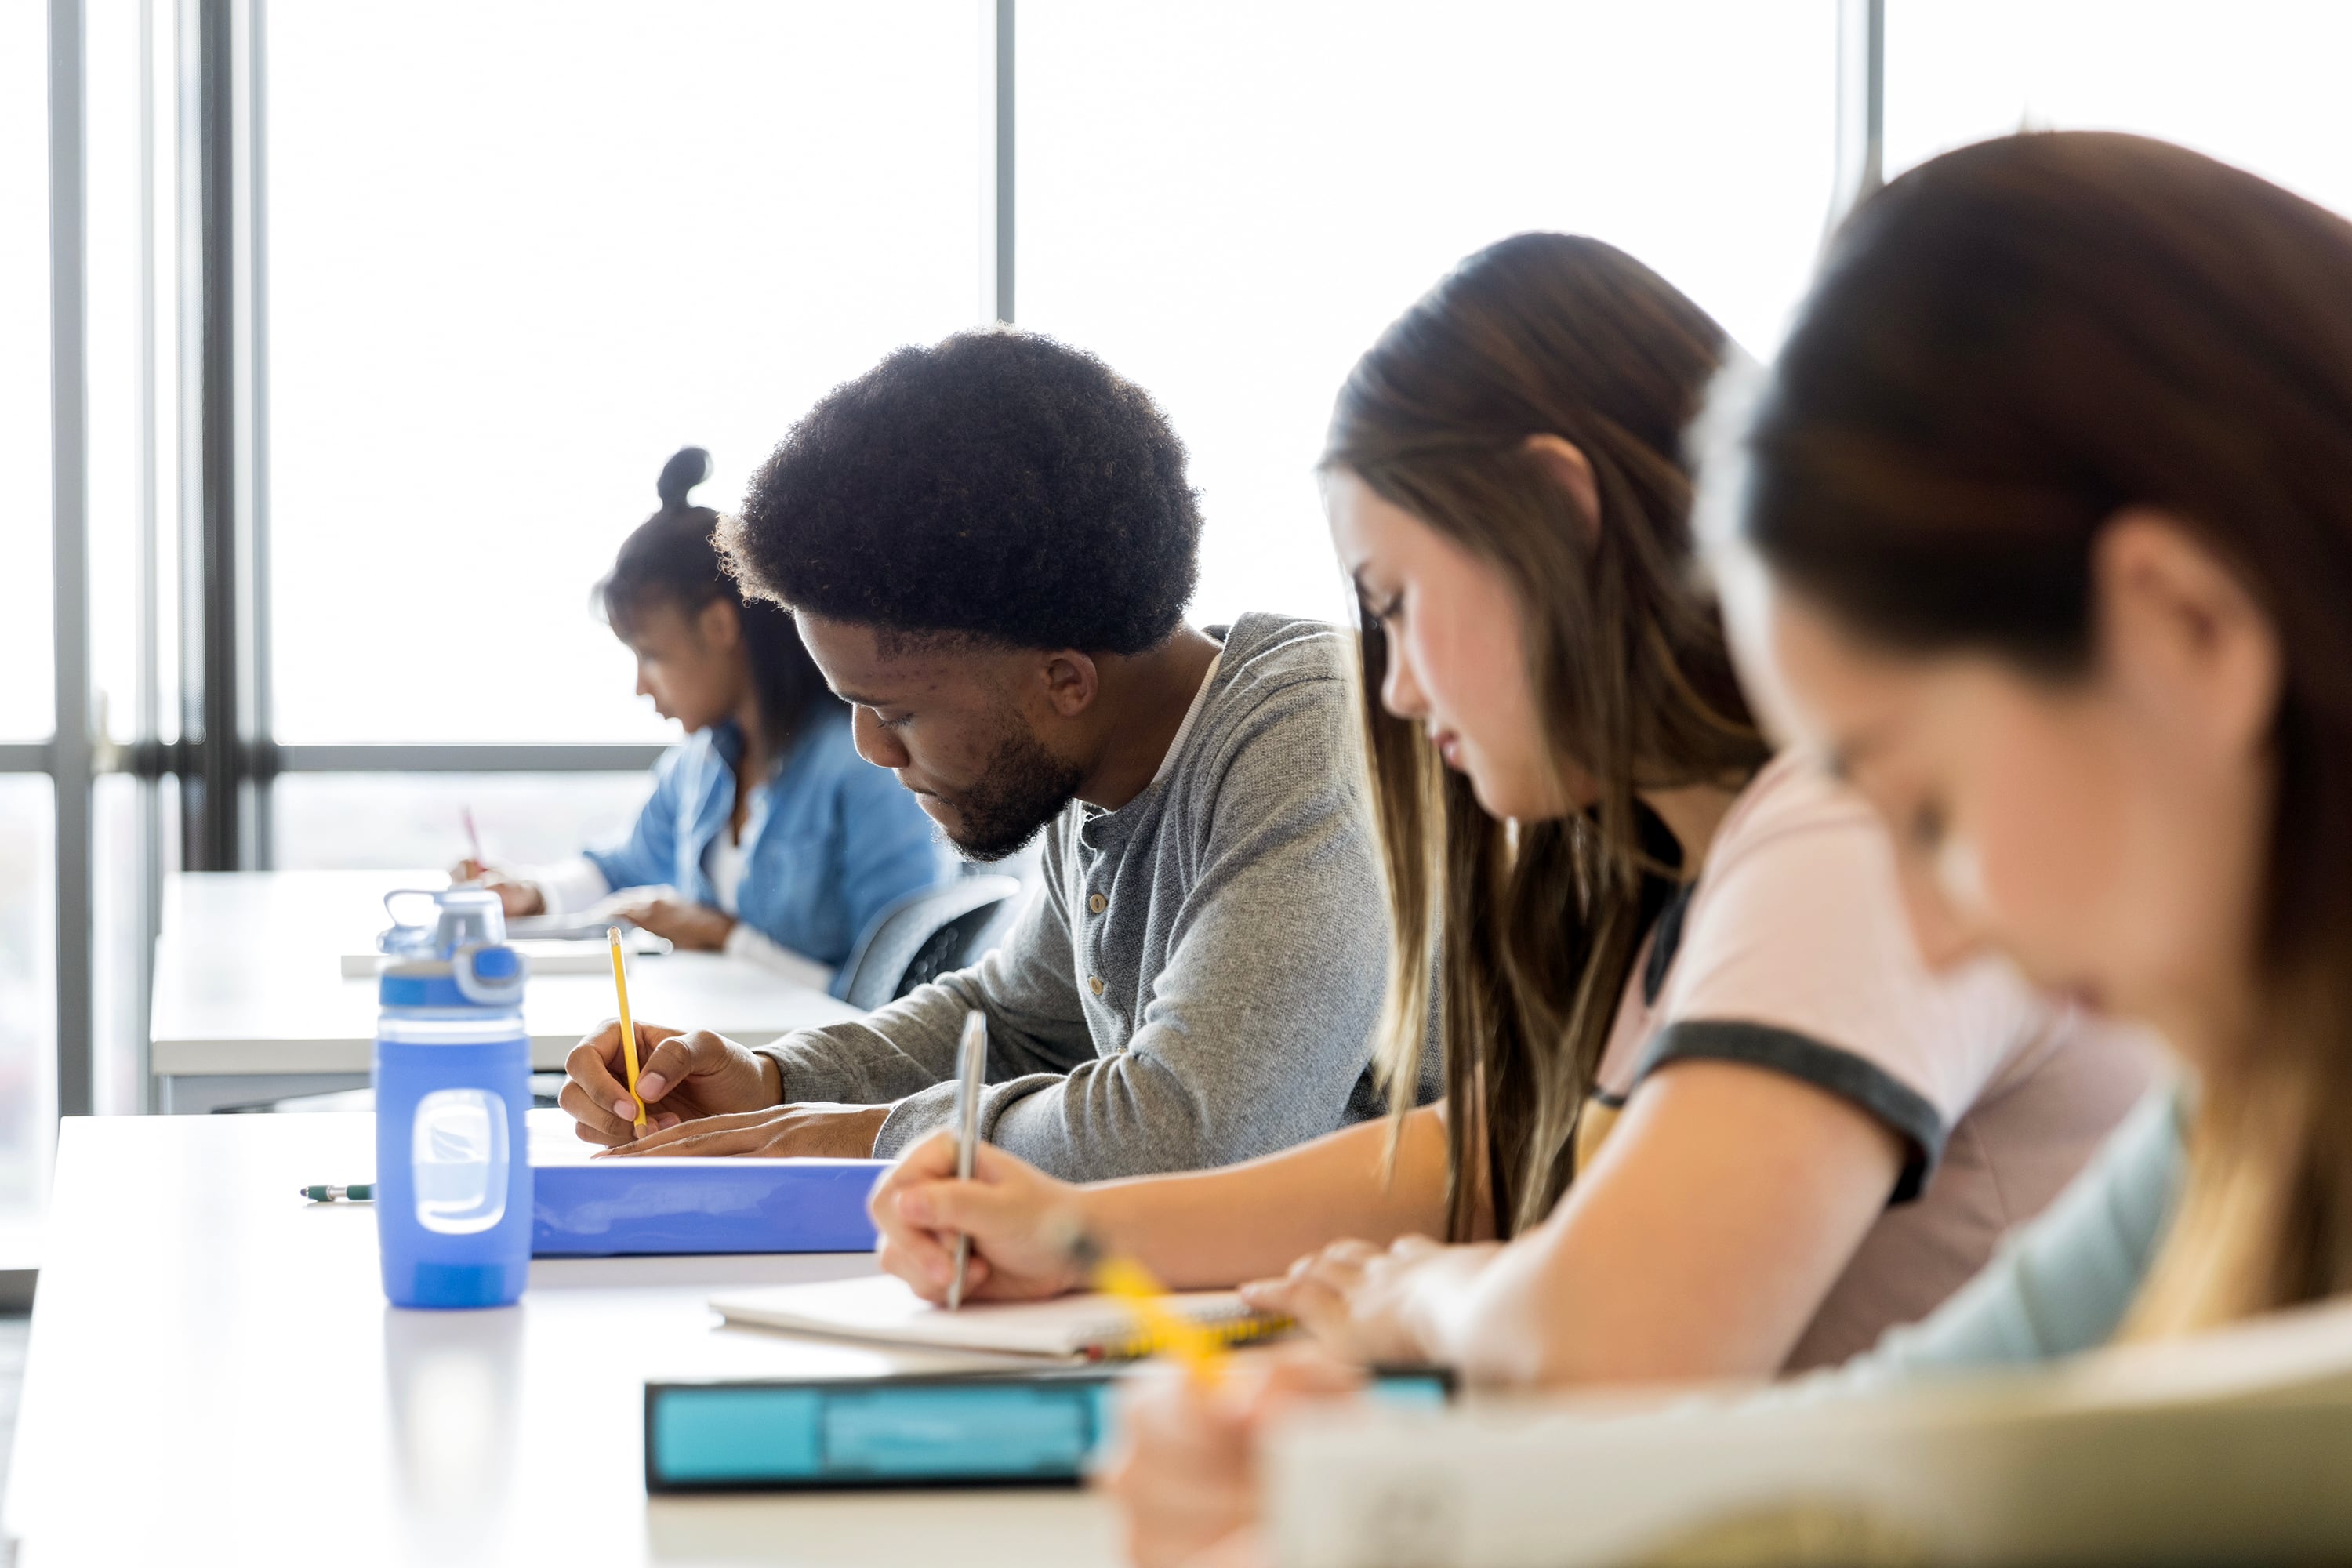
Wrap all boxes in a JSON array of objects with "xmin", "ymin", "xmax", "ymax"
[{"xmin": 656, "ymin": 446, "xmax": 714, "ymax": 510}]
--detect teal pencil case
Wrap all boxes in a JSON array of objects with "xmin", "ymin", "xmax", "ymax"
[
  {"xmin": 529, "ymin": 1157, "xmax": 888, "ymax": 1257},
  {"xmin": 644, "ymin": 1368, "xmax": 1454, "ymax": 1492}
]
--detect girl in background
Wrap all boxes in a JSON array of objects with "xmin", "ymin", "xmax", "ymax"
[{"xmin": 465, "ymin": 447, "xmax": 944, "ymax": 993}]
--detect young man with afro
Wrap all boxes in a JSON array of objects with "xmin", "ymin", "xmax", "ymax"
[{"xmin": 557, "ymin": 329, "xmax": 1410, "ymax": 1179}]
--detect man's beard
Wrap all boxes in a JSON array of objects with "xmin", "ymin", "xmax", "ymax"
[{"xmin": 935, "ymin": 720, "xmax": 1084, "ymax": 862}]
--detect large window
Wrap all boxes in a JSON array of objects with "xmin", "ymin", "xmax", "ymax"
[
  {"xmin": 263, "ymin": 2, "xmax": 992, "ymax": 746},
  {"xmin": 2, "ymin": 0, "xmax": 54, "ymax": 743},
  {"xmin": 1019, "ymin": 1, "xmax": 1838, "ymax": 627},
  {"xmin": 32, "ymin": 0, "xmax": 2349, "ymax": 1162},
  {"xmin": 3, "ymin": 3, "xmax": 58, "ymax": 1237},
  {"xmin": 1886, "ymin": 0, "xmax": 2352, "ymax": 214},
  {"xmin": 274, "ymin": 772, "xmax": 652, "ymax": 873}
]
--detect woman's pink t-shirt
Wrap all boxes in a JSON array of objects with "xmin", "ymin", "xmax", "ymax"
[{"xmin": 1577, "ymin": 753, "xmax": 2158, "ymax": 1370}]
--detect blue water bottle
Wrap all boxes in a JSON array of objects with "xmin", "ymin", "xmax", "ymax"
[{"xmin": 372, "ymin": 887, "xmax": 533, "ymax": 1309}]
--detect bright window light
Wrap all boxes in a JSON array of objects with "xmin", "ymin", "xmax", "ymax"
[
  {"xmin": 1886, "ymin": 0, "xmax": 2352, "ymax": 217},
  {"xmin": 1018, "ymin": 0, "xmax": 1838, "ymax": 628},
  {"xmin": 264, "ymin": 2, "xmax": 989, "ymax": 743},
  {"xmin": 0, "ymin": 4, "xmax": 54, "ymax": 742}
]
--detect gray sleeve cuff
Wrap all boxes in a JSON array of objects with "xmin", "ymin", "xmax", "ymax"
[
  {"xmin": 750, "ymin": 1032, "xmax": 864, "ymax": 1107},
  {"xmin": 1630, "ymin": 1020, "xmax": 1947, "ymax": 1204},
  {"xmin": 871, "ymin": 1072, "xmax": 1067, "ymax": 1160}
]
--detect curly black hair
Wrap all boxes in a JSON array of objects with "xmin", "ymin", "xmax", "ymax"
[{"xmin": 724, "ymin": 330, "xmax": 1201, "ymax": 654}]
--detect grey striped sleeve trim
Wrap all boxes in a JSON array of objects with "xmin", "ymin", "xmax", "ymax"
[{"xmin": 1629, "ymin": 1020, "xmax": 1947, "ymax": 1205}]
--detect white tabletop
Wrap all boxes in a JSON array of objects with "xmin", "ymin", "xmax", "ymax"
[
  {"xmin": 150, "ymin": 871, "xmax": 862, "ymax": 1076},
  {"xmin": 5, "ymin": 1112, "xmax": 1117, "ymax": 1566}
]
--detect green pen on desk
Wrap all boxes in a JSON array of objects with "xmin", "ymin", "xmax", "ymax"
[{"xmin": 301, "ymin": 1184, "xmax": 372, "ymax": 1203}]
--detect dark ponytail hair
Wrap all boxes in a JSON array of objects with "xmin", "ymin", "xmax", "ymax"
[
  {"xmin": 599, "ymin": 447, "xmax": 839, "ymax": 742},
  {"xmin": 1731, "ymin": 131, "xmax": 2352, "ymax": 1334}
]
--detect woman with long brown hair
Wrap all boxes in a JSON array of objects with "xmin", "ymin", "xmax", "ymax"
[
  {"xmin": 866, "ymin": 231, "xmax": 2147, "ymax": 1392},
  {"xmin": 1112, "ymin": 129, "xmax": 2352, "ymax": 1567}
]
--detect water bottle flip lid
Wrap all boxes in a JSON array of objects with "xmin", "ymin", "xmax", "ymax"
[{"xmin": 378, "ymin": 887, "xmax": 508, "ymax": 963}]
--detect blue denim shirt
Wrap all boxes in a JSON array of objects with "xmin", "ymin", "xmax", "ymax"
[{"xmin": 585, "ymin": 707, "xmax": 948, "ymax": 988}]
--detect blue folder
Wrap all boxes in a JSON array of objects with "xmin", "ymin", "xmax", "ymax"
[{"xmin": 529, "ymin": 1157, "xmax": 888, "ymax": 1257}]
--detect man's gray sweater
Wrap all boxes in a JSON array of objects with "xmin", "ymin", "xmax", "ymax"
[{"xmin": 755, "ymin": 613, "xmax": 1395, "ymax": 1180}]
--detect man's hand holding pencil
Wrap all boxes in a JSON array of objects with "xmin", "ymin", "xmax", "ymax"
[{"xmin": 559, "ymin": 1020, "xmax": 779, "ymax": 1145}]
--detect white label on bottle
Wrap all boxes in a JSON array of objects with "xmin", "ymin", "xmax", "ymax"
[{"xmin": 412, "ymin": 1087, "xmax": 510, "ymax": 1235}]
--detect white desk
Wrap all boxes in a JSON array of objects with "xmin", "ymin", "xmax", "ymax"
[
  {"xmin": 151, "ymin": 871, "xmax": 861, "ymax": 1112},
  {"xmin": 5, "ymin": 1112, "xmax": 1117, "ymax": 1566}
]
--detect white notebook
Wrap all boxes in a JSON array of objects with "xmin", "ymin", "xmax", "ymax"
[
  {"xmin": 710, "ymin": 1273, "xmax": 1284, "ymax": 1361},
  {"xmin": 339, "ymin": 929, "xmax": 671, "ymax": 978}
]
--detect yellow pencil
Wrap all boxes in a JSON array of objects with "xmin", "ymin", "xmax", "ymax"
[
  {"xmin": 608, "ymin": 926, "xmax": 647, "ymax": 1134},
  {"xmin": 1052, "ymin": 1221, "xmax": 1243, "ymax": 1387},
  {"xmin": 1092, "ymin": 1252, "xmax": 1232, "ymax": 1387}
]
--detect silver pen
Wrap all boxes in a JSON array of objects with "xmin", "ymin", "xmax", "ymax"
[{"xmin": 947, "ymin": 1009, "xmax": 989, "ymax": 1311}]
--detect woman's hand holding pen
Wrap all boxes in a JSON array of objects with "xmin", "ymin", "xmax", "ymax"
[
  {"xmin": 560, "ymin": 1019, "xmax": 779, "ymax": 1146},
  {"xmin": 870, "ymin": 1130, "xmax": 1094, "ymax": 1304},
  {"xmin": 449, "ymin": 861, "xmax": 545, "ymax": 918},
  {"xmin": 1238, "ymin": 1235, "xmax": 1501, "ymax": 1367},
  {"xmin": 1102, "ymin": 1349, "xmax": 1364, "ymax": 1568},
  {"xmin": 608, "ymin": 895, "xmax": 735, "ymax": 952}
]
